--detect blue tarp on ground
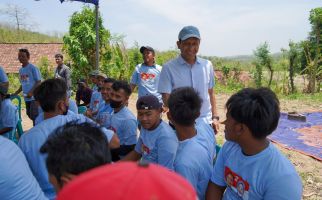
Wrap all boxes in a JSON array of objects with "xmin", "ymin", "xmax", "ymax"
[{"xmin": 269, "ymin": 112, "xmax": 322, "ymax": 160}]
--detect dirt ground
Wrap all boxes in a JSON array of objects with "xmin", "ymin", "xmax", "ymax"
[{"xmin": 21, "ymin": 93, "xmax": 322, "ymax": 199}]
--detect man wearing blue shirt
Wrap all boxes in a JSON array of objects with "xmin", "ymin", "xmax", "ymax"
[
  {"xmin": 106, "ymin": 80, "xmax": 137, "ymax": 161},
  {"xmin": 158, "ymin": 26, "xmax": 219, "ymax": 132},
  {"xmin": 18, "ymin": 79, "xmax": 119, "ymax": 200},
  {"xmin": 0, "ymin": 85, "xmax": 18, "ymax": 138},
  {"xmin": 40, "ymin": 122, "xmax": 112, "ymax": 193},
  {"xmin": 14, "ymin": 48, "xmax": 42, "ymax": 124},
  {"xmin": 130, "ymin": 46, "xmax": 162, "ymax": 103},
  {"xmin": 123, "ymin": 95, "xmax": 178, "ymax": 170},
  {"xmin": 168, "ymin": 87, "xmax": 212, "ymax": 200},
  {"xmin": 206, "ymin": 88, "xmax": 302, "ymax": 200},
  {"xmin": 0, "ymin": 66, "xmax": 9, "ymax": 92},
  {"xmin": 0, "ymin": 137, "xmax": 47, "ymax": 200},
  {"xmin": 96, "ymin": 78, "xmax": 115, "ymax": 125},
  {"xmin": 86, "ymin": 72, "xmax": 106, "ymax": 119}
]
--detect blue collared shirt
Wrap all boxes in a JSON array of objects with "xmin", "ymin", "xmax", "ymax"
[{"xmin": 158, "ymin": 55, "xmax": 215, "ymax": 123}]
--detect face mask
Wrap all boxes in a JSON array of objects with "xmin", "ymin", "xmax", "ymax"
[
  {"xmin": 110, "ymin": 100, "xmax": 123, "ymax": 109},
  {"xmin": 63, "ymin": 105, "xmax": 69, "ymax": 115}
]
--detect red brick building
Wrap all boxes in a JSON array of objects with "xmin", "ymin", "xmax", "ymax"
[{"xmin": 0, "ymin": 43, "xmax": 63, "ymax": 73}]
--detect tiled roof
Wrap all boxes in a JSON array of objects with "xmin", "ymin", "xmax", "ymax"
[{"xmin": 0, "ymin": 43, "xmax": 63, "ymax": 73}]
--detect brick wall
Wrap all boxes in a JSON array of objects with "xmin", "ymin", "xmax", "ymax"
[{"xmin": 0, "ymin": 43, "xmax": 63, "ymax": 73}]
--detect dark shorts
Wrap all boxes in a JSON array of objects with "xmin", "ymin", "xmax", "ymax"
[
  {"xmin": 111, "ymin": 144, "xmax": 136, "ymax": 162},
  {"xmin": 25, "ymin": 100, "xmax": 39, "ymax": 123}
]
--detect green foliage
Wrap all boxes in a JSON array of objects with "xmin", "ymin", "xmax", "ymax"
[
  {"xmin": 37, "ymin": 56, "xmax": 54, "ymax": 79},
  {"xmin": 156, "ymin": 50, "xmax": 179, "ymax": 65},
  {"xmin": 0, "ymin": 23, "xmax": 62, "ymax": 43},
  {"xmin": 253, "ymin": 42, "xmax": 274, "ymax": 87},
  {"xmin": 222, "ymin": 65, "xmax": 230, "ymax": 79},
  {"xmin": 252, "ymin": 62, "xmax": 263, "ymax": 88},
  {"xmin": 7, "ymin": 73, "xmax": 20, "ymax": 94},
  {"xmin": 63, "ymin": 6, "xmax": 111, "ymax": 85}
]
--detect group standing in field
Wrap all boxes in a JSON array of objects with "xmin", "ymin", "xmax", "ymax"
[{"xmin": 0, "ymin": 25, "xmax": 302, "ymax": 200}]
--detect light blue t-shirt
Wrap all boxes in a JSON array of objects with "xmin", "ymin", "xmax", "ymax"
[
  {"xmin": 18, "ymin": 113, "xmax": 114, "ymax": 200},
  {"xmin": 35, "ymin": 99, "xmax": 78, "ymax": 125},
  {"xmin": 0, "ymin": 66, "xmax": 8, "ymax": 83},
  {"xmin": 89, "ymin": 90, "xmax": 103, "ymax": 114},
  {"xmin": 158, "ymin": 55, "xmax": 215, "ymax": 123},
  {"xmin": 18, "ymin": 63, "xmax": 42, "ymax": 102},
  {"xmin": 0, "ymin": 137, "xmax": 47, "ymax": 200},
  {"xmin": 134, "ymin": 120, "xmax": 178, "ymax": 170},
  {"xmin": 96, "ymin": 102, "xmax": 113, "ymax": 125},
  {"xmin": 68, "ymin": 99, "xmax": 78, "ymax": 114},
  {"xmin": 210, "ymin": 141, "xmax": 302, "ymax": 200},
  {"xmin": 103, "ymin": 106, "xmax": 137, "ymax": 145},
  {"xmin": 0, "ymin": 99, "xmax": 18, "ymax": 138},
  {"xmin": 174, "ymin": 135, "xmax": 212, "ymax": 200},
  {"xmin": 130, "ymin": 63, "xmax": 162, "ymax": 102},
  {"xmin": 195, "ymin": 119, "xmax": 217, "ymax": 163},
  {"xmin": 35, "ymin": 110, "xmax": 75, "ymax": 125}
]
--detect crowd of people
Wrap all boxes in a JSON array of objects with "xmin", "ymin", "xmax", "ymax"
[{"xmin": 0, "ymin": 25, "xmax": 302, "ymax": 200}]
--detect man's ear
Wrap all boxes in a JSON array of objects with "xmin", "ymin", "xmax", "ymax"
[
  {"xmin": 167, "ymin": 111, "xmax": 173, "ymax": 124},
  {"xmin": 234, "ymin": 123, "xmax": 243, "ymax": 136},
  {"xmin": 176, "ymin": 41, "xmax": 181, "ymax": 49},
  {"xmin": 60, "ymin": 173, "xmax": 76, "ymax": 188}
]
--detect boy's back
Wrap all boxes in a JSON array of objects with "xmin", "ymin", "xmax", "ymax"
[{"xmin": 174, "ymin": 134, "xmax": 212, "ymax": 200}]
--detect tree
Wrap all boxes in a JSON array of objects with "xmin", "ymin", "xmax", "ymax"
[
  {"xmin": 63, "ymin": 6, "xmax": 111, "ymax": 84},
  {"xmin": 281, "ymin": 41, "xmax": 301, "ymax": 93},
  {"xmin": 253, "ymin": 42, "xmax": 274, "ymax": 87},
  {"xmin": 0, "ymin": 4, "xmax": 36, "ymax": 36}
]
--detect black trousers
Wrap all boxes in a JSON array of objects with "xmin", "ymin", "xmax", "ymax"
[{"xmin": 111, "ymin": 144, "xmax": 136, "ymax": 162}]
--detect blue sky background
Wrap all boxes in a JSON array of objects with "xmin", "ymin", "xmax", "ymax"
[{"xmin": 0, "ymin": 0, "xmax": 321, "ymax": 56}]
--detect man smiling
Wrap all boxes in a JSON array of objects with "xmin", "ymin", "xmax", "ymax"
[{"xmin": 122, "ymin": 95, "xmax": 178, "ymax": 170}]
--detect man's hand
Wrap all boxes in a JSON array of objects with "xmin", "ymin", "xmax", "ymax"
[{"xmin": 212, "ymin": 119, "xmax": 219, "ymax": 134}]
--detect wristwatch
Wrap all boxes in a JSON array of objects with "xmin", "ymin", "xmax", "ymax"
[{"xmin": 212, "ymin": 115, "xmax": 220, "ymax": 121}]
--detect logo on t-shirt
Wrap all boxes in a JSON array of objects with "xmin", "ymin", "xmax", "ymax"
[
  {"xmin": 142, "ymin": 143, "xmax": 150, "ymax": 155},
  {"xmin": 20, "ymin": 74, "xmax": 29, "ymax": 82},
  {"xmin": 140, "ymin": 73, "xmax": 155, "ymax": 81},
  {"xmin": 225, "ymin": 166, "xmax": 250, "ymax": 199}
]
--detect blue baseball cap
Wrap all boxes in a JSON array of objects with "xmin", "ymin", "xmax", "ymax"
[{"xmin": 178, "ymin": 26, "xmax": 201, "ymax": 41}]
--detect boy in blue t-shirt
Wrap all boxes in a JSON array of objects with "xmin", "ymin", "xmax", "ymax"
[
  {"xmin": 168, "ymin": 87, "xmax": 212, "ymax": 200},
  {"xmin": 96, "ymin": 78, "xmax": 115, "ymax": 125},
  {"xmin": 130, "ymin": 46, "xmax": 162, "ymax": 103},
  {"xmin": 14, "ymin": 48, "xmax": 42, "ymax": 124},
  {"xmin": 19, "ymin": 78, "xmax": 119, "ymax": 200},
  {"xmin": 123, "ymin": 95, "xmax": 178, "ymax": 170},
  {"xmin": 107, "ymin": 80, "xmax": 138, "ymax": 161},
  {"xmin": 0, "ymin": 85, "xmax": 18, "ymax": 138},
  {"xmin": 206, "ymin": 88, "xmax": 302, "ymax": 200},
  {"xmin": 0, "ymin": 66, "xmax": 9, "ymax": 92},
  {"xmin": 40, "ymin": 122, "xmax": 112, "ymax": 193}
]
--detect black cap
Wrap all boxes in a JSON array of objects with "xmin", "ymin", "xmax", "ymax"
[
  {"xmin": 140, "ymin": 46, "xmax": 155, "ymax": 54},
  {"xmin": 77, "ymin": 78, "xmax": 86, "ymax": 84},
  {"xmin": 136, "ymin": 95, "xmax": 162, "ymax": 110}
]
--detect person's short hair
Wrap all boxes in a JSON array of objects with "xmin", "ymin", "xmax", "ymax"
[
  {"xmin": 34, "ymin": 78, "xmax": 67, "ymax": 112},
  {"xmin": 104, "ymin": 78, "xmax": 115, "ymax": 84},
  {"xmin": 40, "ymin": 122, "xmax": 112, "ymax": 186},
  {"xmin": 55, "ymin": 53, "xmax": 63, "ymax": 60},
  {"xmin": 19, "ymin": 48, "xmax": 30, "ymax": 58},
  {"xmin": 112, "ymin": 80, "xmax": 132, "ymax": 96},
  {"xmin": 226, "ymin": 87, "xmax": 280, "ymax": 139},
  {"xmin": 168, "ymin": 87, "xmax": 202, "ymax": 126}
]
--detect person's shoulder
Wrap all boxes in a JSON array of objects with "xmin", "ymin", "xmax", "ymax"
[
  {"xmin": 267, "ymin": 143, "xmax": 299, "ymax": 174},
  {"xmin": 163, "ymin": 56, "xmax": 180, "ymax": 68},
  {"xmin": 158, "ymin": 121, "xmax": 176, "ymax": 137}
]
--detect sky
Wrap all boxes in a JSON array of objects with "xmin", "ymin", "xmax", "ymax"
[{"xmin": 0, "ymin": 0, "xmax": 321, "ymax": 57}]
